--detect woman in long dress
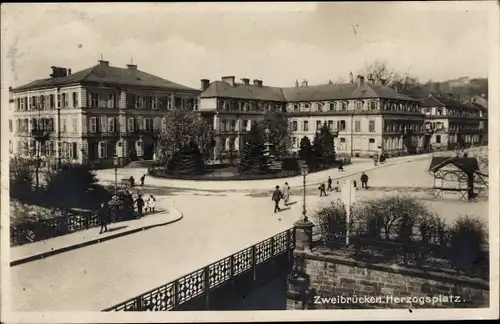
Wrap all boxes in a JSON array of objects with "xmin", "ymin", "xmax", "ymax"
[{"xmin": 282, "ymin": 182, "xmax": 290, "ymax": 206}]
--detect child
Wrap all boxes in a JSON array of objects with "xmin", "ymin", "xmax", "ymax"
[{"xmin": 148, "ymin": 195, "xmax": 156, "ymax": 214}]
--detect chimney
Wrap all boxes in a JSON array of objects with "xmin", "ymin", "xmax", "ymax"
[
  {"xmin": 68, "ymin": 69, "xmax": 72, "ymax": 75},
  {"xmin": 328, "ymin": 79, "xmax": 333, "ymax": 84},
  {"xmin": 349, "ymin": 72, "xmax": 354, "ymax": 83},
  {"xmin": 295, "ymin": 80, "xmax": 299, "ymax": 87},
  {"xmin": 222, "ymin": 76, "xmax": 236, "ymax": 87},
  {"xmin": 241, "ymin": 78, "xmax": 250, "ymax": 85},
  {"xmin": 126, "ymin": 64, "xmax": 137, "ymax": 70},
  {"xmin": 301, "ymin": 79, "xmax": 308, "ymax": 87},
  {"xmin": 98, "ymin": 60, "xmax": 109, "ymax": 66},
  {"xmin": 356, "ymin": 75, "xmax": 365, "ymax": 87},
  {"xmin": 9, "ymin": 86, "xmax": 12, "ymax": 92},
  {"xmin": 201, "ymin": 79, "xmax": 210, "ymax": 91},
  {"xmin": 253, "ymin": 79, "xmax": 263, "ymax": 87}
]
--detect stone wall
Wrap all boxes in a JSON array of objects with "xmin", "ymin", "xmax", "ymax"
[{"xmin": 286, "ymin": 249, "xmax": 489, "ymax": 310}]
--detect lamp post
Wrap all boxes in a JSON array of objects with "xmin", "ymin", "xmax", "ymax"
[
  {"xmin": 264, "ymin": 127, "xmax": 270, "ymax": 156},
  {"xmin": 300, "ymin": 164, "xmax": 308, "ymax": 222},
  {"xmin": 113, "ymin": 154, "xmax": 119, "ymax": 195}
]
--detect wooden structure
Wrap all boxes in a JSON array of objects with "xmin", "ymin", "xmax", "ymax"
[{"xmin": 428, "ymin": 156, "xmax": 487, "ymax": 201}]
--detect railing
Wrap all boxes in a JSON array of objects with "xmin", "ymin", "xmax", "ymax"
[
  {"xmin": 103, "ymin": 228, "xmax": 295, "ymax": 311},
  {"xmin": 10, "ymin": 211, "xmax": 99, "ymax": 246}
]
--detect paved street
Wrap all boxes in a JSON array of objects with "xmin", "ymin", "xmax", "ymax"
[{"xmin": 11, "ymin": 153, "xmax": 488, "ymax": 312}]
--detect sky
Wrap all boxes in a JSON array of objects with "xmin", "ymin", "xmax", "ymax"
[{"xmin": 0, "ymin": 2, "xmax": 493, "ymax": 92}]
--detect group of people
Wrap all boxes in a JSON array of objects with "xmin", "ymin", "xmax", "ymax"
[
  {"xmin": 97, "ymin": 191, "xmax": 157, "ymax": 234},
  {"xmin": 373, "ymin": 153, "xmax": 387, "ymax": 166},
  {"xmin": 271, "ymin": 182, "xmax": 291, "ymax": 213},
  {"xmin": 128, "ymin": 174, "xmax": 147, "ymax": 188}
]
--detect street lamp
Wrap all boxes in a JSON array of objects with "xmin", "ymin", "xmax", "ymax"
[
  {"xmin": 301, "ymin": 164, "xmax": 309, "ymax": 222},
  {"xmin": 113, "ymin": 154, "xmax": 119, "ymax": 195}
]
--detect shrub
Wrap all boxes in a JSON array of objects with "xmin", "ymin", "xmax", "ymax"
[
  {"xmin": 10, "ymin": 156, "xmax": 36, "ymax": 203},
  {"xmin": 282, "ymin": 158, "xmax": 300, "ymax": 172},
  {"xmin": 312, "ymin": 200, "xmax": 348, "ymax": 245},
  {"xmin": 448, "ymin": 215, "xmax": 488, "ymax": 272}
]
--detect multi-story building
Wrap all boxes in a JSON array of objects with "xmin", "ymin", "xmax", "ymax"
[
  {"xmin": 199, "ymin": 74, "xmax": 425, "ymax": 159},
  {"xmin": 420, "ymin": 93, "xmax": 488, "ymax": 149},
  {"xmin": 8, "ymin": 60, "xmax": 200, "ymax": 168}
]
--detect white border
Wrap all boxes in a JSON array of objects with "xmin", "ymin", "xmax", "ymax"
[{"xmin": 1, "ymin": 1, "xmax": 499, "ymax": 322}]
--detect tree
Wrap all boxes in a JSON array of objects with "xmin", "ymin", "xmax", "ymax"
[
  {"xmin": 239, "ymin": 123, "xmax": 268, "ymax": 174},
  {"xmin": 299, "ymin": 136, "xmax": 314, "ymax": 166},
  {"xmin": 359, "ymin": 60, "xmax": 420, "ymax": 95},
  {"xmin": 155, "ymin": 110, "xmax": 213, "ymax": 165},
  {"xmin": 167, "ymin": 140, "xmax": 204, "ymax": 175},
  {"xmin": 312, "ymin": 123, "xmax": 337, "ymax": 164},
  {"xmin": 257, "ymin": 110, "xmax": 291, "ymax": 157},
  {"xmin": 10, "ymin": 156, "xmax": 36, "ymax": 203}
]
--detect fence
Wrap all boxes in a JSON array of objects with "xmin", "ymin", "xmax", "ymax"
[{"xmin": 103, "ymin": 228, "xmax": 295, "ymax": 311}]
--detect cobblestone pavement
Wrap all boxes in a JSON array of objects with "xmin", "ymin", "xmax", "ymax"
[{"xmin": 11, "ymin": 153, "xmax": 488, "ymax": 312}]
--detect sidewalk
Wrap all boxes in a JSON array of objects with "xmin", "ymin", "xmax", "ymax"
[
  {"xmin": 96, "ymin": 151, "xmax": 453, "ymax": 192},
  {"xmin": 10, "ymin": 208, "xmax": 183, "ymax": 267}
]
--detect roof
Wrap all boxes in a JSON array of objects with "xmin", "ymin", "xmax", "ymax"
[
  {"xmin": 11, "ymin": 63, "xmax": 199, "ymax": 93},
  {"xmin": 420, "ymin": 94, "xmax": 471, "ymax": 110},
  {"xmin": 201, "ymin": 80, "xmax": 419, "ymax": 102},
  {"xmin": 428, "ymin": 156, "xmax": 480, "ymax": 174}
]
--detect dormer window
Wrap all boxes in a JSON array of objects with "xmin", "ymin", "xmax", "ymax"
[
  {"xmin": 356, "ymin": 101, "xmax": 362, "ymax": 110},
  {"xmin": 329, "ymin": 102, "xmax": 336, "ymax": 111},
  {"xmin": 293, "ymin": 104, "xmax": 299, "ymax": 112},
  {"xmin": 317, "ymin": 103, "xmax": 324, "ymax": 111},
  {"xmin": 223, "ymin": 102, "xmax": 230, "ymax": 110},
  {"xmin": 341, "ymin": 102, "xmax": 347, "ymax": 111},
  {"xmin": 369, "ymin": 101, "xmax": 376, "ymax": 110},
  {"xmin": 304, "ymin": 103, "xmax": 310, "ymax": 109}
]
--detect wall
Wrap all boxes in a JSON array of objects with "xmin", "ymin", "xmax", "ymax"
[{"xmin": 287, "ymin": 249, "xmax": 489, "ymax": 310}]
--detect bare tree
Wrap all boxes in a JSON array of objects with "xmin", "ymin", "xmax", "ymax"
[{"xmin": 359, "ymin": 60, "xmax": 420, "ymax": 94}]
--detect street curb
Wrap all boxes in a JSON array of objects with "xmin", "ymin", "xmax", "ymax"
[{"xmin": 10, "ymin": 209, "xmax": 183, "ymax": 267}]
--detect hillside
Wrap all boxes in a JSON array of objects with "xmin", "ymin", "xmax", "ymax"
[{"xmin": 407, "ymin": 78, "xmax": 488, "ymax": 100}]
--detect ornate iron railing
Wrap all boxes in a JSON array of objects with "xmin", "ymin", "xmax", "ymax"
[
  {"xmin": 10, "ymin": 211, "xmax": 100, "ymax": 246},
  {"xmin": 103, "ymin": 228, "xmax": 295, "ymax": 311}
]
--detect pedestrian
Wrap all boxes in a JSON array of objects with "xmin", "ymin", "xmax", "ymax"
[
  {"xmin": 380, "ymin": 153, "xmax": 386, "ymax": 164},
  {"xmin": 129, "ymin": 176, "xmax": 135, "ymax": 188},
  {"xmin": 327, "ymin": 176, "xmax": 333, "ymax": 191},
  {"xmin": 338, "ymin": 160, "xmax": 344, "ymax": 172},
  {"xmin": 335, "ymin": 180, "xmax": 340, "ymax": 192},
  {"xmin": 98, "ymin": 202, "xmax": 109, "ymax": 234},
  {"xmin": 135, "ymin": 195, "xmax": 145, "ymax": 217},
  {"xmin": 148, "ymin": 195, "xmax": 156, "ymax": 213},
  {"xmin": 353, "ymin": 179, "xmax": 358, "ymax": 190},
  {"xmin": 140, "ymin": 174, "xmax": 146, "ymax": 186},
  {"xmin": 272, "ymin": 185, "xmax": 283, "ymax": 213},
  {"xmin": 144, "ymin": 195, "xmax": 150, "ymax": 213},
  {"xmin": 282, "ymin": 182, "xmax": 290, "ymax": 206},
  {"xmin": 360, "ymin": 172, "xmax": 369, "ymax": 189},
  {"xmin": 319, "ymin": 183, "xmax": 327, "ymax": 197},
  {"xmin": 373, "ymin": 153, "xmax": 379, "ymax": 166}
]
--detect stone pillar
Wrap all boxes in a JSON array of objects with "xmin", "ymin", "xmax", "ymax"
[{"xmin": 286, "ymin": 219, "xmax": 314, "ymax": 310}]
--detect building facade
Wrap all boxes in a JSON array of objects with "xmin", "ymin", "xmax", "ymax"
[
  {"xmin": 420, "ymin": 93, "xmax": 488, "ymax": 150},
  {"xmin": 8, "ymin": 61, "xmax": 200, "ymax": 168},
  {"xmin": 199, "ymin": 74, "xmax": 425, "ymax": 159}
]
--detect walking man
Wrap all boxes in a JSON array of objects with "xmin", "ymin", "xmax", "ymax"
[
  {"xmin": 98, "ymin": 202, "xmax": 110, "ymax": 234},
  {"xmin": 282, "ymin": 182, "xmax": 290, "ymax": 206},
  {"xmin": 327, "ymin": 176, "xmax": 333, "ymax": 191},
  {"xmin": 135, "ymin": 195, "xmax": 145, "ymax": 217},
  {"xmin": 338, "ymin": 160, "xmax": 344, "ymax": 172},
  {"xmin": 319, "ymin": 183, "xmax": 327, "ymax": 197},
  {"xmin": 335, "ymin": 180, "xmax": 340, "ymax": 192},
  {"xmin": 272, "ymin": 185, "xmax": 283, "ymax": 213},
  {"xmin": 360, "ymin": 172, "xmax": 369, "ymax": 189},
  {"xmin": 140, "ymin": 174, "xmax": 146, "ymax": 186}
]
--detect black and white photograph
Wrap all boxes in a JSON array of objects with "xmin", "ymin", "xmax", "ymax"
[{"xmin": 1, "ymin": 1, "xmax": 498, "ymax": 322}]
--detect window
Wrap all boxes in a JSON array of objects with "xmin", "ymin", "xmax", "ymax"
[
  {"xmin": 370, "ymin": 101, "xmax": 376, "ymax": 110},
  {"xmin": 231, "ymin": 120, "xmax": 237, "ymax": 131},
  {"xmin": 135, "ymin": 116, "xmax": 143, "ymax": 131},
  {"xmin": 72, "ymin": 118, "xmax": 77, "ymax": 133},
  {"xmin": 328, "ymin": 120, "xmax": 333, "ymax": 130},
  {"xmin": 292, "ymin": 137, "xmax": 297, "ymax": 148},
  {"xmin": 194, "ymin": 99, "xmax": 199, "ymax": 110},
  {"xmin": 108, "ymin": 117, "xmax": 115, "ymax": 132},
  {"xmin": 9, "ymin": 140, "xmax": 13, "ymax": 153},
  {"xmin": 339, "ymin": 138, "xmax": 346, "ymax": 150},
  {"xmin": 354, "ymin": 120, "xmax": 361, "ymax": 132},
  {"xmin": 369, "ymin": 120, "xmax": 375, "ymax": 132},
  {"xmin": 135, "ymin": 96, "xmax": 143, "ymax": 109},
  {"xmin": 435, "ymin": 135, "xmax": 441, "ymax": 144},
  {"xmin": 316, "ymin": 120, "xmax": 322, "ymax": 130},
  {"xmin": 100, "ymin": 116, "xmax": 108, "ymax": 132},
  {"xmin": 339, "ymin": 120, "xmax": 346, "ymax": 131},
  {"xmin": 16, "ymin": 119, "xmax": 20, "ymax": 132},
  {"xmin": 304, "ymin": 103, "xmax": 310, "ymax": 109},
  {"xmin": 63, "ymin": 93, "xmax": 68, "ymax": 108},
  {"xmin": 61, "ymin": 119, "xmax": 67, "ymax": 133},
  {"xmin": 303, "ymin": 121, "xmax": 309, "ymax": 131},
  {"xmin": 90, "ymin": 93, "xmax": 99, "ymax": 108},
  {"xmin": 292, "ymin": 121, "xmax": 298, "ymax": 131},
  {"xmin": 317, "ymin": 103, "xmax": 323, "ymax": 111},
  {"xmin": 72, "ymin": 142, "xmax": 78, "ymax": 160},
  {"xmin": 161, "ymin": 117, "xmax": 167, "ymax": 131},
  {"xmin": 293, "ymin": 104, "xmax": 299, "ymax": 112},
  {"xmin": 72, "ymin": 92, "xmax": 78, "ymax": 108},
  {"xmin": 89, "ymin": 117, "xmax": 97, "ymax": 133},
  {"xmin": 329, "ymin": 103, "xmax": 336, "ymax": 111},
  {"xmin": 98, "ymin": 141, "xmax": 107, "ymax": 158},
  {"xmin": 341, "ymin": 102, "xmax": 347, "ymax": 110},
  {"xmin": 128, "ymin": 118, "xmax": 135, "ymax": 132},
  {"xmin": 108, "ymin": 94, "xmax": 115, "ymax": 108},
  {"xmin": 9, "ymin": 120, "xmax": 12, "ymax": 132},
  {"xmin": 356, "ymin": 101, "xmax": 362, "ymax": 110}
]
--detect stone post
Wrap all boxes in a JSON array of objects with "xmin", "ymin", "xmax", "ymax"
[{"xmin": 286, "ymin": 219, "xmax": 314, "ymax": 310}]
